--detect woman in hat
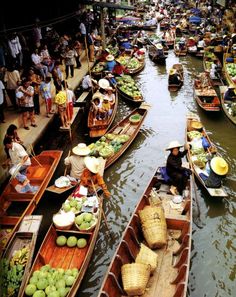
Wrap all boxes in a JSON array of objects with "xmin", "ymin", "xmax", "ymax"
[
  {"xmin": 224, "ymin": 85, "xmax": 236, "ymax": 101},
  {"xmin": 105, "ymin": 54, "xmax": 116, "ymax": 72},
  {"xmin": 166, "ymin": 141, "xmax": 191, "ymax": 195},
  {"xmin": 203, "ymin": 156, "xmax": 228, "ymax": 188},
  {"xmin": 64, "ymin": 143, "xmax": 90, "ymax": 180},
  {"xmin": 168, "ymin": 68, "xmax": 182, "ymax": 85},
  {"xmin": 80, "ymin": 156, "xmax": 111, "ymax": 198}
]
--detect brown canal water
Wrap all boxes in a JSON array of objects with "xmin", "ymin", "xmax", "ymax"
[{"xmin": 32, "ymin": 49, "xmax": 236, "ymax": 296}]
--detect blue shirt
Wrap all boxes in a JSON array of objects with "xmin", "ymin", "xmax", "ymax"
[{"xmin": 106, "ymin": 60, "xmax": 116, "ymax": 72}]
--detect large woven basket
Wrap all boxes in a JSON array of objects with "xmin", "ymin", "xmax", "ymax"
[
  {"xmin": 135, "ymin": 243, "xmax": 158, "ymax": 273},
  {"xmin": 139, "ymin": 206, "xmax": 167, "ymax": 249},
  {"xmin": 121, "ymin": 263, "xmax": 151, "ymax": 296}
]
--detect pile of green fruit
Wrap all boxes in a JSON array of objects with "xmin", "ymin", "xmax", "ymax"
[
  {"xmin": 226, "ymin": 63, "xmax": 236, "ymax": 81},
  {"xmin": 24, "ymin": 264, "xmax": 78, "ymax": 297},
  {"xmin": 74, "ymin": 212, "xmax": 97, "ymax": 231},
  {"xmin": 116, "ymin": 75, "xmax": 142, "ymax": 99},
  {"xmin": 88, "ymin": 133, "xmax": 130, "ymax": 157},
  {"xmin": 56, "ymin": 235, "xmax": 87, "ymax": 248},
  {"xmin": 92, "ymin": 62, "xmax": 104, "ymax": 73},
  {"xmin": 0, "ymin": 246, "xmax": 30, "ymax": 297},
  {"xmin": 129, "ymin": 114, "xmax": 142, "ymax": 124},
  {"xmin": 117, "ymin": 56, "xmax": 141, "ymax": 70},
  {"xmin": 61, "ymin": 197, "xmax": 86, "ymax": 214}
]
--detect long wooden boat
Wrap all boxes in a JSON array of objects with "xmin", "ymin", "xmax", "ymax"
[
  {"xmin": 219, "ymin": 86, "xmax": 236, "ymax": 125},
  {"xmin": 1, "ymin": 215, "xmax": 42, "ymax": 296},
  {"xmin": 21, "ymin": 192, "xmax": 103, "ymax": 297},
  {"xmin": 87, "ymin": 90, "xmax": 118, "ymax": 138},
  {"xmin": 168, "ymin": 64, "xmax": 184, "ymax": 92},
  {"xmin": 98, "ymin": 169, "xmax": 192, "ymax": 297},
  {"xmin": 203, "ymin": 48, "xmax": 223, "ymax": 86},
  {"xmin": 146, "ymin": 34, "xmax": 169, "ymax": 55},
  {"xmin": 193, "ymin": 74, "xmax": 221, "ymax": 112},
  {"xmin": 104, "ymin": 107, "xmax": 148, "ymax": 169},
  {"xmin": 148, "ymin": 45, "xmax": 167, "ymax": 65},
  {"xmin": 116, "ymin": 54, "xmax": 145, "ymax": 75},
  {"xmin": 186, "ymin": 113, "xmax": 227, "ymax": 197},
  {"xmin": 116, "ymin": 75, "xmax": 144, "ymax": 104},
  {"xmin": 0, "ymin": 150, "xmax": 62, "ymax": 251},
  {"xmin": 223, "ymin": 52, "xmax": 236, "ymax": 88}
]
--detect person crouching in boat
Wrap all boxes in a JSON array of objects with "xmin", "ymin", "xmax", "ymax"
[
  {"xmin": 168, "ymin": 68, "xmax": 182, "ymax": 85},
  {"xmin": 203, "ymin": 156, "xmax": 228, "ymax": 188},
  {"xmin": 80, "ymin": 156, "xmax": 111, "ymax": 198},
  {"xmin": 166, "ymin": 141, "xmax": 191, "ymax": 195},
  {"xmin": 105, "ymin": 54, "xmax": 116, "ymax": 72},
  {"xmin": 224, "ymin": 85, "xmax": 236, "ymax": 101},
  {"xmin": 64, "ymin": 143, "xmax": 90, "ymax": 181},
  {"xmin": 3, "ymin": 137, "xmax": 39, "ymax": 193}
]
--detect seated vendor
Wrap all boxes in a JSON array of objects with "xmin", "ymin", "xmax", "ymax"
[
  {"xmin": 203, "ymin": 157, "xmax": 228, "ymax": 188},
  {"xmin": 224, "ymin": 85, "xmax": 236, "ymax": 101},
  {"xmin": 169, "ymin": 68, "xmax": 182, "ymax": 85}
]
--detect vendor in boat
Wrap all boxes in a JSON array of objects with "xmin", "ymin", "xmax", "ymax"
[
  {"xmin": 105, "ymin": 73, "xmax": 117, "ymax": 86},
  {"xmin": 3, "ymin": 137, "xmax": 39, "ymax": 194},
  {"xmin": 101, "ymin": 97, "xmax": 111, "ymax": 120},
  {"xmin": 132, "ymin": 45, "xmax": 145, "ymax": 60},
  {"xmin": 120, "ymin": 38, "xmax": 132, "ymax": 50},
  {"xmin": 156, "ymin": 43, "xmax": 165, "ymax": 57},
  {"xmin": 197, "ymin": 37, "xmax": 206, "ymax": 50},
  {"xmin": 166, "ymin": 140, "xmax": 191, "ymax": 195},
  {"xmin": 90, "ymin": 93, "xmax": 103, "ymax": 121},
  {"xmin": 202, "ymin": 156, "xmax": 228, "ymax": 188},
  {"xmin": 80, "ymin": 156, "xmax": 111, "ymax": 198},
  {"xmin": 64, "ymin": 143, "xmax": 90, "ymax": 180},
  {"xmin": 112, "ymin": 60, "xmax": 127, "ymax": 76},
  {"xmin": 224, "ymin": 85, "xmax": 236, "ymax": 101},
  {"xmin": 104, "ymin": 86, "xmax": 115, "ymax": 115},
  {"xmin": 168, "ymin": 68, "xmax": 183, "ymax": 85},
  {"xmin": 105, "ymin": 54, "xmax": 117, "ymax": 72}
]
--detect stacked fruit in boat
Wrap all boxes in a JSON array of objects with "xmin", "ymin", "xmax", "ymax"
[{"xmin": 116, "ymin": 75, "xmax": 142, "ymax": 100}]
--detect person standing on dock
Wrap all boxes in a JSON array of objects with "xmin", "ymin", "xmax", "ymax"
[{"xmin": 54, "ymin": 85, "xmax": 69, "ymax": 129}]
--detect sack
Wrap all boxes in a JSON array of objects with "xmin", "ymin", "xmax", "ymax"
[{"xmin": 201, "ymin": 136, "xmax": 210, "ymax": 150}]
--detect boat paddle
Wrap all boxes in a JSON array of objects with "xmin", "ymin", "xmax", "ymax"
[{"xmin": 91, "ymin": 180, "xmax": 113, "ymax": 238}]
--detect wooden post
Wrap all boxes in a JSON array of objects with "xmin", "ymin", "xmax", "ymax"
[{"xmin": 100, "ymin": 7, "xmax": 106, "ymax": 50}]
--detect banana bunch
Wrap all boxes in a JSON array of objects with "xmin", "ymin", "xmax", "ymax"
[{"xmin": 10, "ymin": 246, "xmax": 29, "ymax": 267}]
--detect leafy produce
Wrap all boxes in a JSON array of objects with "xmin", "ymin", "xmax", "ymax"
[
  {"xmin": 25, "ymin": 265, "xmax": 78, "ymax": 297},
  {"xmin": 92, "ymin": 62, "xmax": 104, "ymax": 73},
  {"xmin": 187, "ymin": 131, "xmax": 202, "ymax": 140},
  {"xmin": 129, "ymin": 114, "xmax": 142, "ymax": 124},
  {"xmin": 74, "ymin": 212, "xmax": 97, "ymax": 231},
  {"xmin": 0, "ymin": 245, "xmax": 30, "ymax": 297},
  {"xmin": 226, "ymin": 63, "xmax": 236, "ymax": 81}
]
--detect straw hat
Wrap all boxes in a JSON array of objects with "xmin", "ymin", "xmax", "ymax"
[
  {"xmin": 106, "ymin": 86, "xmax": 113, "ymax": 91},
  {"xmin": 210, "ymin": 157, "xmax": 228, "ymax": 176},
  {"xmin": 169, "ymin": 68, "xmax": 176, "ymax": 75},
  {"xmin": 92, "ymin": 92, "xmax": 103, "ymax": 101},
  {"xmin": 166, "ymin": 140, "xmax": 183, "ymax": 151},
  {"xmin": 156, "ymin": 43, "xmax": 163, "ymax": 50},
  {"xmin": 189, "ymin": 36, "xmax": 195, "ymax": 40},
  {"xmin": 84, "ymin": 156, "xmax": 100, "ymax": 174},
  {"xmin": 191, "ymin": 120, "xmax": 203, "ymax": 130},
  {"xmin": 72, "ymin": 143, "xmax": 90, "ymax": 156},
  {"xmin": 107, "ymin": 73, "xmax": 114, "ymax": 78},
  {"xmin": 98, "ymin": 78, "xmax": 110, "ymax": 89},
  {"xmin": 106, "ymin": 54, "xmax": 114, "ymax": 61}
]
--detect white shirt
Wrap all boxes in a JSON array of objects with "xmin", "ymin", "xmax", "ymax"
[
  {"xmin": 82, "ymin": 75, "xmax": 92, "ymax": 89},
  {"xmin": 8, "ymin": 36, "xmax": 22, "ymax": 58},
  {"xmin": 64, "ymin": 155, "xmax": 85, "ymax": 179},
  {"xmin": 79, "ymin": 23, "xmax": 86, "ymax": 35},
  {"xmin": 31, "ymin": 53, "xmax": 42, "ymax": 65},
  {"xmin": 9, "ymin": 142, "xmax": 31, "ymax": 166},
  {"xmin": 0, "ymin": 80, "xmax": 5, "ymax": 105},
  {"xmin": 66, "ymin": 89, "xmax": 75, "ymax": 103},
  {"xmin": 4, "ymin": 70, "xmax": 21, "ymax": 90},
  {"xmin": 197, "ymin": 40, "xmax": 205, "ymax": 47}
]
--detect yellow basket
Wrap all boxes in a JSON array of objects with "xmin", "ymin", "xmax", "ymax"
[
  {"xmin": 121, "ymin": 263, "xmax": 151, "ymax": 296},
  {"xmin": 139, "ymin": 206, "xmax": 167, "ymax": 249},
  {"xmin": 135, "ymin": 243, "xmax": 158, "ymax": 273}
]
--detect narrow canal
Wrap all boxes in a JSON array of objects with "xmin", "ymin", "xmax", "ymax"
[{"xmin": 33, "ymin": 43, "xmax": 236, "ymax": 296}]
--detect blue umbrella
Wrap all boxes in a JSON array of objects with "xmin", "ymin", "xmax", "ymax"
[{"xmin": 189, "ymin": 16, "xmax": 201, "ymax": 24}]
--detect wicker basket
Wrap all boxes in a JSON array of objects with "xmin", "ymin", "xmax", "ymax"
[
  {"xmin": 139, "ymin": 206, "xmax": 167, "ymax": 249},
  {"xmin": 135, "ymin": 243, "xmax": 158, "ymax": 273},
  {"xmin": 121, "ymin": 263, "xmax": 151, "ymax": 296}
]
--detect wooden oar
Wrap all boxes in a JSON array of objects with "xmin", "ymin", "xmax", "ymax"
[
  {"xmin": 28, "ymin": 144, "xmax": 43, "ymax": 167},
  {"xmin": 91, "ymin": 180, "xmax": 112, "ymax": 237}
]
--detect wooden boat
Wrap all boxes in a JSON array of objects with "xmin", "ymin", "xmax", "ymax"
[
  {"xmin": 104, "ymin": 107, "xmax": 148, "ymax": 169},
  {"xmin": 98, "ymin": 170, "xmax": 192, "ymax": 297},
  {"xmin": 148, "ymin": 45, "xmax": 167, "ymax": 65},
  {"xmin": 186, "ymin": 113, "xmax": 227, "ymax": 197},
  {"xmin": 116, "ymin": 75, "xmax": 144, "ymax": 104},
  {"xmin": 87, "ymin": 90, "xmax": 118, "ymax": 138},
  {"xmin": 164, "ymin": 30, "xmax": 175, "ymax": 49},
  {"xmin": 168, "ymin": 64, "xmax": 184, "ymax": 92},
  {"xmin": 174, "ymin": 38, "xmax": 187, "ymax": 56},
  {"xmin": 219, "ymin": 86, "xmax": 236, "ymax": 125},
  {"xmin": 1, "ymin": 215, "xmax": 42, "ymax": 296},
  {"xmin": 203, "ymin": 48, "xmax": 223, "ymax": 86},
  {"xmin": 193, "ymin": 73, "xmax": 221, "ymax": 112},
  {"xmin": 146, "ymin": 34, "xmax": 169, "ymax": 55},
  {"xmin": 223, "ymin": 52, "xmax": 236, "ymax": 88},
  {"xmin": 0, "ymin": 150, "xmax": 62, "ymax": 250},
  {"xmin": 22, "ymin": 192, "xmax": 103, "ymax": 297},
  {"xmin": 116, "ymin": 54, "xmax": 145, "ymax": 75}
]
